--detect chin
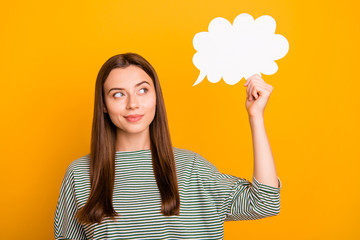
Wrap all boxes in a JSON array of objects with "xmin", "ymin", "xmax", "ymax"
[{"xmin": 117, "ymin": 125, "xmax": 150, "ymax": 134}]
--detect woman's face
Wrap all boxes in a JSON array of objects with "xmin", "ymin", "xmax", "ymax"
[{"xmin": 103, "ymin": 65, "xmax": 156, "ymax": 136}]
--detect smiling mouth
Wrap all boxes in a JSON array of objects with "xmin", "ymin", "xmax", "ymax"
[{"xmin": 124, "ymin": 115, "xmax": 143, "ymax": 122}]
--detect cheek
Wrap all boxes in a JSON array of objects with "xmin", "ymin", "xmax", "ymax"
[
  {"xmin": 105, "ymin": 99, "xmax": 125, "ymax": 116},
  {"xmin": 144, "ymin": 94, "xmax": 156, "ymax": 111},
  {"xmin": 106, "ymin": 101, "xmax": 117, "ymax": 113}
]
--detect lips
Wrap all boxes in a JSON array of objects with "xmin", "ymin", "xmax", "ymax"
[{"xmin": 124, "ymin": 114, "xmax": 143, "ymax": 122}]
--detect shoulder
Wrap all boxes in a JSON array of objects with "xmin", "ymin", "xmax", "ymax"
[
  {"xmin": 65, "ymin": 153, "xmax": 91, "ymax": 178},
  {"xmin": 173, "ymin": 147, "xmax": 196, "ymax": 157},
  {"xmin": 172, "ymin": 147, "xmax": 210, "ymax": 167},
  {"xmin": 172, "ymin": 147, "xmax": 211, "ymax": 161},
  {"xmin": 173, "ymin": 147, "xmax": 208, "ymax": 163},
  {"xmin": 172, "ymin": 147, "xmax": 196, "ymax": 167}
]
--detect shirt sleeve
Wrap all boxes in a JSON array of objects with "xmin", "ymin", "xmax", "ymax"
[
  {"xmin": 54, "ymin": 162, "xmax": 87, "ymax": 240},
  {"xmin": 193, "ymin": 152, "xmax": 282, "ymax": 222}
]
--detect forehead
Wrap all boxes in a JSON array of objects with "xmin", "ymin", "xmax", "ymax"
[{"xmin": 104, "ymin": 65, "xmax": 153, "ymax": 88}]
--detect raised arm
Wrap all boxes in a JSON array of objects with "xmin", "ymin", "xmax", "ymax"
[
  {"xmin": 244, "ymin": 74, "xmax": 279, "ymax": 188},
  {"xmin": 249, "ymin": 116, "xmax": 278, "ymax": 187}
]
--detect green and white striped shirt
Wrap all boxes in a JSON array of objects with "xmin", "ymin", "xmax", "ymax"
[{"xmin": 54, "ymin": 147, "xmax": 281, "ymax": 239}]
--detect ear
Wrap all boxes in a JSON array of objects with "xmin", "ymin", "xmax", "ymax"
[{"xmin": 103, "ymin": 107, "xmax": 108, "ymax": 113}]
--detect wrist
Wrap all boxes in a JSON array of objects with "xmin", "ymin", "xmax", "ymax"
[
  {"xmin": 249, "ymin": 115, "xmax": 264, "ymax": 127},
  {"xmin": 248, "ymin": 114, "xmax": 264, "ymax": 121}
]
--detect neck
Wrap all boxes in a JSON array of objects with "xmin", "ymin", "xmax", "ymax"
[{"xmin": 115, "ymin": 128, "xmax": 151, "ymax": 152}]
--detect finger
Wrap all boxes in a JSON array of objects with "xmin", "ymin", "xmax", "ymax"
[
  {"xmin": 251, "ymin": 75, "xmax": 266, "ymax": 85},
  {"xmin": 247, "ymin": 81, "xmax": 260, "ymax": 98},
  {"xmin": 248, "ymin": 82, "xmax": 257, "ymax": 100},
  {"xmin": 244, "ymin": 75, "xmax": 257, "ymax": 86},
  {"xmin": 250, "ymin": 82, "xmax": 267, "ymax": 100},
  {"xmin": 255, "ymin": 89, "xmax": 263, "ymax": 99},
  {"xmin": 247, "ymin": 93, "xmax": 251, "ymax": 101},
  {"xmin": 259, "ymin": 84, "xmax": 273, "ymax": 96},
  {"xmin": 246, "ymin": 79, "xmax": 265, "ymax": 100},
  {"xmin": 246, "ymin": 81, "xmax": 253, "ymax": 99},
  {"xmin": 250, "ymin": 81, "xmax": 269, "ymax": 94},
  {"xmin": 246, "ymin": 78, "xmax": 263, "ymax": 88},
  {"xmin": 246, "ymin": 89, "xmax": 252, "ymax": 100},
  {"xmin": 248, "ymin": 74, "xmax": 261, "ymax": 80},
  {"xmin": 244, "ymin": 76, "xmax": 254, "ymax": 86},
  {"xmin": 251, "ymin": 85, "xmax": 259, "ymax": 100},
  {"xmin": 246, "ymin": 83, "xmax": 252, "ymax": 100},
  {"xmin": 267, "ymin": 84, "xmax": 274, "ymax": 93}
]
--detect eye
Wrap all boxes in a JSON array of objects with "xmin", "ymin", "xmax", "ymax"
[
  {"xmin": 139, "ymin": 88, "xmax": 148, "ymax": 94},
  {"xmin": 113, "ymin": 92, "xmax": 124, "ymax": 98}
]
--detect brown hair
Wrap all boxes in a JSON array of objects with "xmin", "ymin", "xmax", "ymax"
[{"xmin": 75, "ymin": 52, "xmax": 180, "ymax": 224}]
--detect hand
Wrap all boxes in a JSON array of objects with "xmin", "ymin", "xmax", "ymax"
[{"xmin": 244, "ymin": 74, "xmax": 273, "ymax": 118}]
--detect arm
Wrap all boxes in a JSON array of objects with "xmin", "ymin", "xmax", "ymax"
[
  {"xmin": 54, "ymin": 162, "xmax": 87, "ymax": 240},
  {"xmin": 193, "ymin": 152, "xmax": 280, "ymax": 221},
  {"xmin": 244, "ymin": 74, "xmax": 279, "ymax": 188},
  {"xmin": 249, "ymin": 116, "xmax": 278, "ymax": 188}
]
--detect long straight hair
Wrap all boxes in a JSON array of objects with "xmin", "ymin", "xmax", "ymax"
[{"xmin": 76, "ymin": 53, "xmax": 180, "ymax": 224}]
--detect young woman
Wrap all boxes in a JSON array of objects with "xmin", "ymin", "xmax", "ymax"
[{"xmin": 54, "ymin": 52, "xmax": 281, "ymax": 239}]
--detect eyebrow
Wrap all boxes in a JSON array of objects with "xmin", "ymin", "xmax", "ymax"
[{"xmin": 108, "ymin": 81, "xmax": 150, "ymax": 94}]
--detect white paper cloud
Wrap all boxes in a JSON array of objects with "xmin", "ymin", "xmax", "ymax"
[{"xmin": 192, "ymin": 13, "xmax": 289, "ymax": 86}]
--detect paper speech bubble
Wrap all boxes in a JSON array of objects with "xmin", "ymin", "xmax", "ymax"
[{"xmin": 192, "ymin": 13, "xmax": 289, "ymax": 86}]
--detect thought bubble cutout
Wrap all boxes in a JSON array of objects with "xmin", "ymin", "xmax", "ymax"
[{"xmin": 192, "ymin": 13, "xmax": 289, "ymax": 86}]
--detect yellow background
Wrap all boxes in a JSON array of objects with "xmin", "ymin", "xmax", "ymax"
[{"xmin": 1, "ymin": 0, "xmax": 359, "ymax": 239}]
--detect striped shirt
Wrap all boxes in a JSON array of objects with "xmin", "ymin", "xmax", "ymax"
[{"xmin": 54, "ymin": 147, "xmax": 281, "ymax": 239}]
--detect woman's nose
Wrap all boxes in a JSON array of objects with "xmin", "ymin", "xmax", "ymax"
[{"xmin": 126, "ymin": 94, "xmax": 139, "ymax": 109}]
